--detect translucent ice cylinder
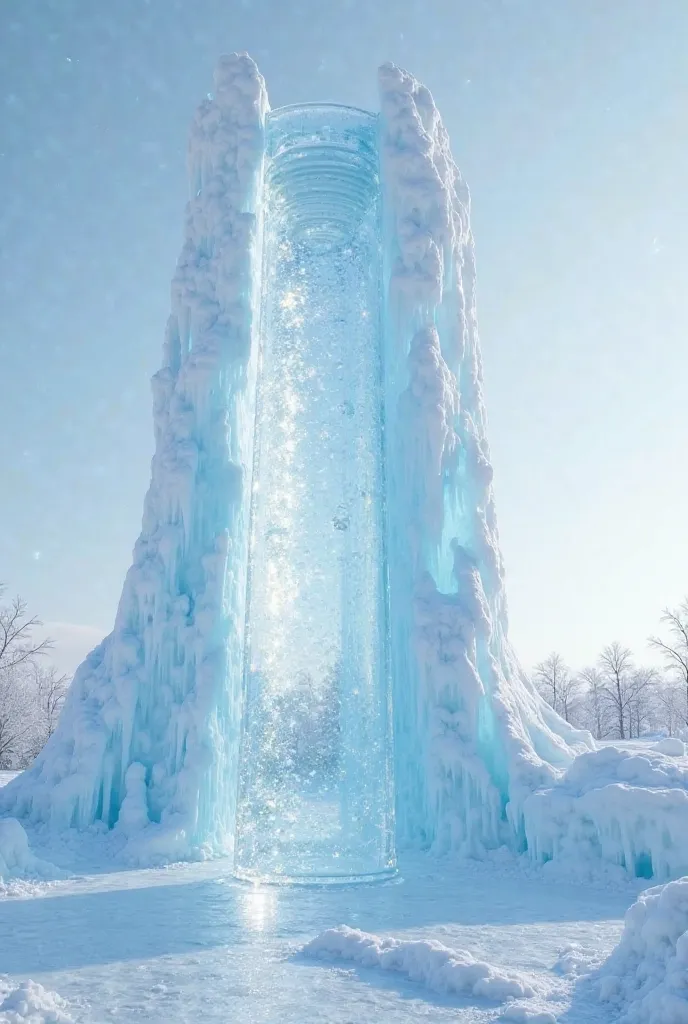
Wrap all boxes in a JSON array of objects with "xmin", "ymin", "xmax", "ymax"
[{"xmin": 234, "ymin": 104, "xmax": 395, "ymax": 883}]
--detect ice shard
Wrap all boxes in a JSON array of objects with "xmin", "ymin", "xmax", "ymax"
[
  {"xmin": 4, "ymin": 53, "xmax": 621, "ymax": 878},
  {"xmin": 233, "ymin": 105, "xmax": 394, "ymax": 882}
]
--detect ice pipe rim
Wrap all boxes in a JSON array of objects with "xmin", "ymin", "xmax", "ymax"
[{"xmin": 267, "ymin": 101, "xmax": 377, "ymax": 123}]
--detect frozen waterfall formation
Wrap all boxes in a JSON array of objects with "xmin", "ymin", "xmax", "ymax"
[{"xmin": 7, "ymin": 53, "xmax": 686, "ymax": 883}]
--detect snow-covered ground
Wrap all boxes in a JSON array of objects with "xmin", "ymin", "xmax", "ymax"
[
  {"xmin": 0, "ymin": 851, "xmax": 638, "ymax": 1023},
  {"xmin": 0, "ymin": 762, "xmax": 646, "ymax": 1024}
]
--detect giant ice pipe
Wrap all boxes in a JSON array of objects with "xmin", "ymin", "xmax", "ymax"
[
  {"xmin": 0, "ymin": 54, "xmax": 592, "ymax": 871},
  {"xmin": 234, "ymin": 103, "xmax": 395, "ymax": 882}
]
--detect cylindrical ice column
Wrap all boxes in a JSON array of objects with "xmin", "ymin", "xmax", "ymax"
[{"xmin": 234, "ymin": 104, "xmax": 395, "ymax": 883}]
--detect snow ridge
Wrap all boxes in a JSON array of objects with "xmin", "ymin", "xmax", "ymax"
[
  {"xmin": 302, "ymin": 925, "xmax": 539, "ymax": 1003},
  {"xmin": 0, "ymin": 53, "xmax": 268, "ymax": 861}
]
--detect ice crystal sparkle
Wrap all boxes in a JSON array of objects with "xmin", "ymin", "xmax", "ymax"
[{"xmin": 234, "ymin": 105, "xmax": 395, "ymax": 883}]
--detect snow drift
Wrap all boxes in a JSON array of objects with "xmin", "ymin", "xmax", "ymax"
[
  {"xmin": 599, "ymin": 876, "xmax": 688, "ymax": 1022},
  {"xmin": 302, "ymin": 925, "xmax": 539, "ymax": 1003}
]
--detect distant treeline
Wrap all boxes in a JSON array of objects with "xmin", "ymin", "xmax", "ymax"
[{"xmin": 532, "ymin": 599, "xmax": 688, "ymax": 740}]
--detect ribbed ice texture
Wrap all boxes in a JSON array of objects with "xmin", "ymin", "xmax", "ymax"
[{"xmin": 233, "ymin": 105, "xmax": 395, "ymax": 882}]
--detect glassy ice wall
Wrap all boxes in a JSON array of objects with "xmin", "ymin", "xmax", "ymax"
[{"xmin": 234, "ymin": 105, "xmax": 395, "ymax": 883}]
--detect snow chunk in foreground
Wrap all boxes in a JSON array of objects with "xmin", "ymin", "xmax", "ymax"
[
  {"xmin": 599, "ymin": 876, "xmax": 688, "ymax": 1022},
  {"xmin": 0, "ymin": 979, "xmax": 72, "ymax": 1023},
  {"xmin": 0, "ymin": 819, "xmax": 59, "ymax": 883},
  {"xmin": 302, "ymin": 925, "xmax": 538, "ymax": 1002}
]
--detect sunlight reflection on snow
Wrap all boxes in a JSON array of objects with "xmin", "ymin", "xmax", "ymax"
[{"xmin": 238, "ymin": 887, "xmax": 278, "ymax": 933}]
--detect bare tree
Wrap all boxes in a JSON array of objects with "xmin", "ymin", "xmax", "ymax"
[
  {"xmin": 559, "ymin": 673, "xmax": 581, "ymax": 725},
  {"xmin": 0, "ymin": 586, "xmax": 54, "ymax": 768},
  {"xmin": 534, "ymin": 652, "xmax": 580, "ymax": 723},
  {"xmin": 653, "ymin": 677, "xmax": 684, "ymax": 737},
  {"xmin": 577, "ymin": 666, "xmax": 612, "ymax": 739},
  {"xmin": 627, "ymin": 667, "xmax": 658, "ymax": 738},
  {"xmin": 534, "ymin": 652, "xmax": 566, "ymax": 710},
  {"xmin": 598, "ymin": 643, "xmax": 635, "ymax": 739},
  {"xmin": 0, "ymin": 670, "xmax": 33, "ymax": 768},
  {"xmin": 649, "ymin": 599, "xmax": 688, "ymax": 726},
  {"xmin": 31, "ymin": 663, "xmax": 69, "ymax": 746},
  {"xmin": 0, "ymin": 586, "xmax": 52, "ymax": 672}
]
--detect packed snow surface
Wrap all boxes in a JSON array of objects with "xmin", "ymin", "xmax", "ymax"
[
  {"xmin": 599, "ymin": 875, "xmax": 688, "ymax": 1022},
  {"xmin": 0, "ymin": 838, "xmax": 637, "ymax": 1023},
  {"xmin": 0, "ymin": 770, "xmax": 633, "ymax": 1021},
  {"xmin": 302, "ymin": 924, "xmax": 539, "ymax": 1001},
  {"xmin": 498, "ymin": 1006, "xmax": 557, "ymax": 1023}
]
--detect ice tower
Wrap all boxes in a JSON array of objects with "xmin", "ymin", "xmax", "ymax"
[{"xmin": 1, "ymin": 53, "xmax": 593, "ymax": 871}]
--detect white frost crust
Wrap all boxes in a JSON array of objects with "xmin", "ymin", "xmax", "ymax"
[
  {"xmin": 599, "ymin": 876, "xmax": 688, "ymax": 1022},
  {"xmin": 0, "ymin": 53, "xmax": 268, "ymax": 862},
  {"xmin": 378, "ymin": 61, "xmax": 593, "ymax": 857},
  {"xmin": 302, "ymin": 925, "xmax": 539, "ymax": 1003}
]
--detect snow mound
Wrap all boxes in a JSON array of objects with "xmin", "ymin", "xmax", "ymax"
[
  {"xmin": 302, "ymin": 925, "xmax": 538, "ymax": 1003},
  {"xmin": 598, "ymin": 876, "xmax": 688, "ymax": 1022},
  {"xmin": 655, "ymin": 738, "xmax": 685, "ymax": 757},
  {"xmin": 0, "ymin": 979, "xmax": 72, "ymax": 1023},
  {"xmin": 522, "ymin": 745, "xmax": 688, "ymax": 881},
  {"xmin": 0, "ymin": 819, "xmax": 60, "ymax": 883}
]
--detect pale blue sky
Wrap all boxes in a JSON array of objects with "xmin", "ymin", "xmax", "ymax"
[{"xmin": 1, "ymin": 0, "xmax": 687, "ymax": 674}]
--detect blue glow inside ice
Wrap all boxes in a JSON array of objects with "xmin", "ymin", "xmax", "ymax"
[{"xmin": 234, "ymin": 105, "xmax": 396, "ymax": 884}]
